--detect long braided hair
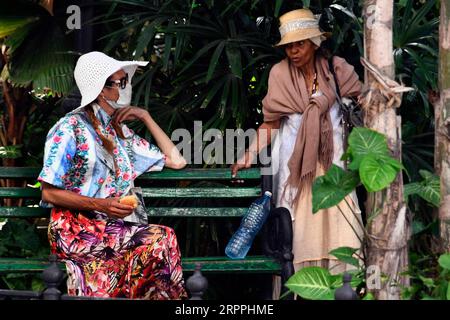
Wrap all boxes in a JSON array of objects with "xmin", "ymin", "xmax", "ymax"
[
  {"xmin": 85, "ymin": 103, "xmax": 125, "ymax": 155},
  {"xmin": 83, "ymin": 77, "xmax": 127, "ymax": 180},
  {"xmin": 84, "ymin": 74, "xmax": 126, "ymax": 156}
]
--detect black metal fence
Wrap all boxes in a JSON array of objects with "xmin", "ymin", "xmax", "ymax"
[
  {"xmin": 0, "ymin": 255, "xmax": 209, "ymax": 300},
  {"xmin": 0, "ymin": 254, "xmax": 358, "ymax": 300}
]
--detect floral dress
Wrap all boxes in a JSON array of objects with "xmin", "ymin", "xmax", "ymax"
[{"xmin": 38, "ymin": 104, "xmax": 187, "ymax": 299}]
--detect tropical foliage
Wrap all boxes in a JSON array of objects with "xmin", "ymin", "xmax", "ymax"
[
  {"xmin": 289, "ymin": 127, "xmax": 442, "ymax": 300},
  {"xmin": 0, "ymin": 0, "xmax": 443, "ymax": 299},
  {"xmin": 0, "ymin": 0, "xmax": 75, "ymax": 95}
]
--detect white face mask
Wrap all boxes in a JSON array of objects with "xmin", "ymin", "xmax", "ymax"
[{"xmin": 106, "ymin": 83, "xmax": 132, "ymax": 109}]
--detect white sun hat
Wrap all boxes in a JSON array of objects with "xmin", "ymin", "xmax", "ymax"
[{"xmin": 73, "ymin": 51, "xmax": 148, "ymax": 109}]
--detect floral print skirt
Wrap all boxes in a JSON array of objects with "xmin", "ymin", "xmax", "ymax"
[{"xmin": 48, "ymin": 208, "xmax": 187, "ymax": 299}]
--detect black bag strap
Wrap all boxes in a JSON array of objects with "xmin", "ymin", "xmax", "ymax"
[
  {"xmin": 328, "ymin": 57, "xmax": 342, "ymax": 102},
  {"xmin": 328, "ymin": 56, "xmax": 350, "ymax": 169}
]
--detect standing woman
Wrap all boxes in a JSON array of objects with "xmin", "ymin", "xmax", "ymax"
[
  {"xmin": 38, "ymin": 51, "xmax": 188, "ymax": 299},
  {"xmin": 231, "ymin": 9, "xmax": 364, "ymax": 298}
]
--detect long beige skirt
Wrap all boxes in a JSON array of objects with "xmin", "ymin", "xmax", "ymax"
[{"xmin": 272, "ymin": 164, "xmax": 364, "ymax": 299}]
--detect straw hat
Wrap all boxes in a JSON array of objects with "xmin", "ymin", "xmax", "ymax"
[
  {"xmin": 275, "ymin": 9, "xmax": 331, "ymax": 47},
  {"xmin": 73, "ymin": 51, "xmax": 148, "ymax": 110}
]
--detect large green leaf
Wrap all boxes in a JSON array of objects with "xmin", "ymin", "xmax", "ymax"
[
  {"xmin": 133, "ymin": 23, "xmax": 156, "ymax": 59},
  {"xmin": 206, "ymin": 41, "xmax": 225, "ymax": 83},
  {"xmin": 329, "ymin": 247, "xmax": 360, "ymax": 267},
  {"xmin": 363, "ymin": 293, "xmax": 375, "ymax": 300},
  {"xmin": 178, "ymin": 39, "xmax": 222, "ymax": 74},
  {"xmin": 285, "ymin": 267, "xmax": 334, "ymax": 300},
  {"xmin": 225, "ymin": 44, "xmax": 242, "ymax": 79},
  {"xmin": 329, "ymin": 271, "xmax": 363, "ymax": 289},
  {"xmin": 4, "ymin": 19, "xmax": 74, "ymax": 94},
  {"xmin": 162, "ymin": 31, "xmax": 173, "ymax": 71},
  {"xmin": 418, "ymin": 170, "xmax": 441, "ymax": 205},
  {"xmin": 438, "ymin": 254, "xmax": 450, "ymax": 270},
  {"xmin": 0, "ymin": 16, "xmax": 38, "ymax": 38},
  {"xmin": 347, "ymin": 128, "xmax": 390, "ymax": 171},
  {"xmin": 404, "ymin": 170, "xmax": 440, "ymax": 207},
  {"xmin": 404, "ymin": 182, "xmax": 422, "ymax": 198},
  {"xmin": 359, "ymin": 155, "xmax": 401, "ymax": 192},
  {"xmin": 312, "ymin": 164, "xmax": 360, "ymax": 213},
  {"xmin": 447, "ymin": 283, "xmax": 450, "ymax": 301}
]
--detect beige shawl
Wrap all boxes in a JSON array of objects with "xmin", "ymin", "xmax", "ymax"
[{"xmin": 262, "ymin": 54, "xmax": 362, "ymax": 205}]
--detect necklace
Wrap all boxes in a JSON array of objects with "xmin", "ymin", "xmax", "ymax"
[{"xmin": 311, "ymin": 72, "xmax": 318, "ymax": 94}]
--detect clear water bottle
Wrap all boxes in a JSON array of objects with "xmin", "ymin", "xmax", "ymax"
[{"xmin": 225, "ymin": 191, "xmax": 272, "ymax": 259}]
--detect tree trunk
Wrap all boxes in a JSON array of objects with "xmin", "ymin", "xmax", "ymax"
[
  {"xmin": 435, "ymin": 1, "xmax": 450, "ymax": 252},
  {"xmin": 363, "ymin": 0, "xmax": 409, "ymax": 300}
]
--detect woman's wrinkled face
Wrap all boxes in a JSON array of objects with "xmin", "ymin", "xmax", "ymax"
[{"xmin": 284, "ymin": 40, "xmax": 317, "ymax": 68}]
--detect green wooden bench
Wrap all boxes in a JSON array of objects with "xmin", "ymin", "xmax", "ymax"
[{"xmin": 0, "ymin": 166, "xmax": 294, "ymax": 299}]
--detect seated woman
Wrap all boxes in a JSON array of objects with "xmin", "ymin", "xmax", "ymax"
[{"xmin": 38, "ymin": 51, "xmax": 188, "ymax": 299}]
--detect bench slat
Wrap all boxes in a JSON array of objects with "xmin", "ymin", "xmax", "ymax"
[
  {"xmin": 142, "ymin": 187, "xmax": 260, "ymax": 198},
  {"xmin": 0, "ymin": 187, "xmax": 260, "ymax": 199},
  {"xmin": 148, "ymin": 207, "xmax": 247, "ymax": 217},
  {"xmin": 0, "ymin": 207, "xmax": 248, "ymax": 218},
  {"xmin": 0, "ymin": 167, "xmax": 41, "ymax": 179},
  {"xmin": 141, "ymin": 168, "xmax": 261, "ymax": 180},
  {"xmin": 0, "ymin": 256, "xmax": 281, "ymax": 273},
  {"xmin": 0, "ymin": 167, "xmax": 261, "ymax": 180},
  {"xmin": 0, "ymin": 207, "xmax": 50, "ymax": 218},
  {"xmin": 0, "ymin": 187, "xmax": 41, "ymax": 198}
]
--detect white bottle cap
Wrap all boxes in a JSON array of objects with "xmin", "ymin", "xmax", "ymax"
[{"xmin": 264, "ymin": 191, "xmax": 272, "ymax": 197}]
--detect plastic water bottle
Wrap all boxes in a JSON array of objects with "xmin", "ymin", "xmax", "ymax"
[{"xmin": 225, "ymin": 191, "xmax": 272, "ymax": 259}]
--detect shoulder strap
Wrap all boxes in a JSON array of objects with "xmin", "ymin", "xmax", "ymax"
[{"xmin": 328, "ymin": 57, "xmax": 342, "ymax": 101}]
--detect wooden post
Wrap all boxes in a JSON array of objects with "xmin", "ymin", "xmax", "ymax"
[
  {"xmin": 435, "ymin": 0, "xmax": 450, "ymax": 252},
  {"xmin": 362, "ymin": 0, "xmax": 410, "ymax": 300}
]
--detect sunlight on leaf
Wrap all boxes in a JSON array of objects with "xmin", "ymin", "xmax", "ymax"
[{"xmin": 285, "ymin": 267, "xmax": 334, "ymax": 300}]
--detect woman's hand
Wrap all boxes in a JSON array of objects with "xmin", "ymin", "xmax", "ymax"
[
  {"xmin": 96, "ymin": 197, "xmax": 134, "ymax": 219},
  {"xmin": 231, "ymin": 150, "xmax": 255, "ymax": 179},
  {"xmin": 41, "ymin": 182, "xmax": 134, "ymax": 218},
  {"xmin": 113, "ymin": 106, "xmax": 150, "ymax": 125}
]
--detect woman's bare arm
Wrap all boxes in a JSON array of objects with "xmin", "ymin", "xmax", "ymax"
[
  {"xmin": 41, "ymin": 182, "xmax": 134, "ymax": 219},
  {"xmin": 140, "ymin": 114, "xmax": 187, "ymax": 169},
  {"xmin": 231, "ymin": 119, "xmax": 280, "ymax": 177},
  {"xmin": 113, "ymin": 107, "xmax": 187, "ymax": 170}
]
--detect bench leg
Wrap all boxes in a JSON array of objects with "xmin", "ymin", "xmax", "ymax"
[{"xmin": 262, "ymin": 207, "xmax": 295, "ymax": 300}]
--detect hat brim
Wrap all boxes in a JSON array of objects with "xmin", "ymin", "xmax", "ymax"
[
  {"xmin": 275, "ymin": 30, "xmax": 331, "ymax": 47},
  {"xmin": 76, "ymin": 60, "xmax": 149, "ymax": 112}
]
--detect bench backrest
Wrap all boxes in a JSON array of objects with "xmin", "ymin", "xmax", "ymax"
[{"xmin": 0, "ymin": 167, "xmax": 262, "ymax": 219}]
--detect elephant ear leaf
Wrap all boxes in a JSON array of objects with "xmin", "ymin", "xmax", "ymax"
[
  {"xmin": 312, "ymin": 164, "xmax": 360, "ymax": 213},
  {"xmin": 359, "ymin": 155, "xmax": 402, "ymax": 192},
  {"xmin": 329, "ymin": 247, "xmax": 360, "ymax": 267},
  {"xmin": 285, "ymin": 267, "xmax": 334, "ymax": 300},
  {"xmin": 347, "ymin": 128, "xmax": 389, "ymax": 171},
  {"xmin": 404, "ymin": 170, "xmax": 440, "ymax": 207}
]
